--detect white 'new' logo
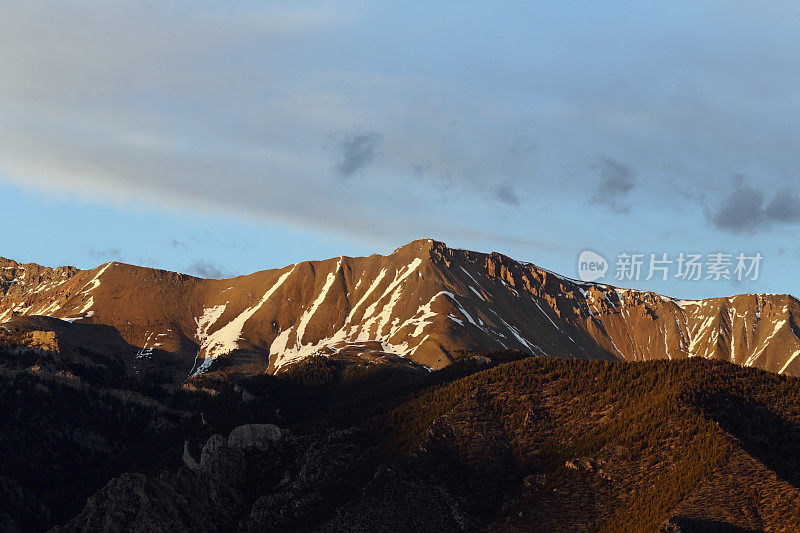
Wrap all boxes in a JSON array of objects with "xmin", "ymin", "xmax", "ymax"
[{"xmin": 577, "ymin": 250, "xmax": 608, "ymax": 282}]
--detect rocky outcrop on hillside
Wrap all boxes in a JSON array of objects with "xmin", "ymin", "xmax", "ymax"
[{"xmin": 60, "ymin": 424, "xmax": 375, "ymax": 532}]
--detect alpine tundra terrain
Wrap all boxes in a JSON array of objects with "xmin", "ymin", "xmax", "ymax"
[
  {"xmin": 2, "ymin": 239, "xmax": 800, "ymax": 383},
  {"xmin": 3, "ymin": 240, "xmax": 800, "ymax": 532}
]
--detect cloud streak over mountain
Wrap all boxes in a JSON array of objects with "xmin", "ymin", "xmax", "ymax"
[{"xmin": 2, "ymin": 1, "xmax": 800, "ymax": 297}]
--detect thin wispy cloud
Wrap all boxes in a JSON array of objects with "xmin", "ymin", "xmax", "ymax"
[
  {"xmin": 88, "ymin": 247, "xmax": 122, "ymax": 262},
  {"xmin": 188, "ymin": 258, "xmax": 234, "ymax": 279}
]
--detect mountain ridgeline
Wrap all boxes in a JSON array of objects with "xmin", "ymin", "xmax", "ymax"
[{"xmin": 2, "ymin": 239, "xmax": 800, "ymax": 384}]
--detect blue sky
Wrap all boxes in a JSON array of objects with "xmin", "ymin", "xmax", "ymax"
[{"xmin": 1, "ymin": 1, "xmax": 799, "ymax": 299}]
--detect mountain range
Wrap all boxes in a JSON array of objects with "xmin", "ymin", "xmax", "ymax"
[
  {"xmin": 3, "ymin": 240, "xmax": 800, "ymax": 531},
  {"xmin": 2, "ymin": 239, "xmax": 800, "ymax": 384}
]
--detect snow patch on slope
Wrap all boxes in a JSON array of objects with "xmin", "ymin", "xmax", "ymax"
[
  {"xmin": 190, "ymin": 267, "xmax": 295, "ymax": 377},
  {"xmin": 271, "ymin": 259, "xmax": 344, "ymax": 369},
  {"xmin": 271, "ymin": 258, "xmax": 428, "ymax": 370},
  {"xmin": 779, "ymin": 348, "xmax": 800, "ymax": 374},
  {"xmin": 79, "ymin": 263, "xmax": 113, "ymax": 296},
  {"xmin": 195, "ymin": 303, "xmax": 228, "ymax": 342}
]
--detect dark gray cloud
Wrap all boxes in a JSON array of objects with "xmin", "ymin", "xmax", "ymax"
[
  {"xmin": 334, "ymin": 132, "xmax": 382, "ymax": 179},
  {"xmin": 88, "ymin": 247, "xmax": 122, "ymax": 261},
  {"xmin": 492, "ymin": 184, "xmax": 520, "ymax": 205},
  {"xmin": 709, "ymin": 175, "xmax": 765, "ymax": 232},
  {"xmin": 188, "ymin": 259, "xmax": 233, "ymax": 279},
  {"xmin": 590, "ymin": 156, "xmax": 636, "ymax": 213},
  {"xmin": 765, "ymin": 188, "xmax": 800, "ymax": 223},
  {"xmin": 709, "ymin": 175, "xmax": 800, "ymax": 233}
]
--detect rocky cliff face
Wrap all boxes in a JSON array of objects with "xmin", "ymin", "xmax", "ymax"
[{"xmin": 2, "ymin": 240, "xmax": 800, "ymax": 382}]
